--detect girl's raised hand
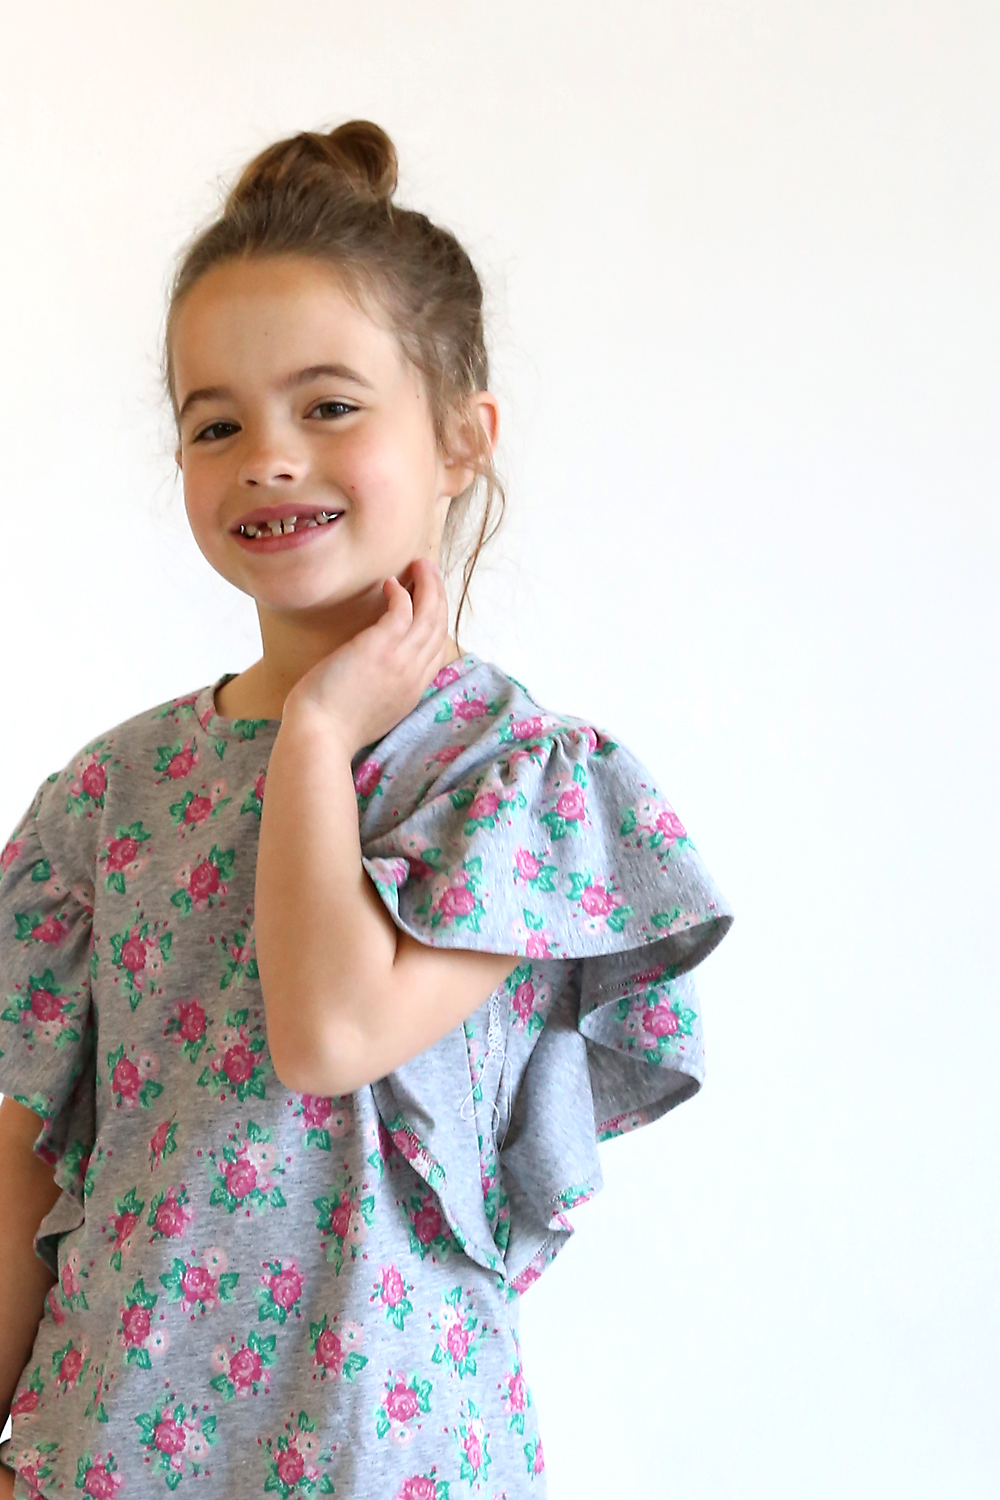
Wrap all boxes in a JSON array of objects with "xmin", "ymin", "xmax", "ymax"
[{"xmin": 284, "ymin": 557, "xmax": 451, "ymax": 757}]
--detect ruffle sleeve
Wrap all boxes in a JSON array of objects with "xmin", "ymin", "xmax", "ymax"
[
  {"xmin": 355, "ymin": 667, "xmax": 733, "ymax": 1294},
  {"xmin": 0, "ymin": 785, "xmax": 97, "ymax": 1272}
]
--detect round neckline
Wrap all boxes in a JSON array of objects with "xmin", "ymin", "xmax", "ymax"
[{"xmin": 194, "ymin": 652, "xmax": 485, "ymax": 745}]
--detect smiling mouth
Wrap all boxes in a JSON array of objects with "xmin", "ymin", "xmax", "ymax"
[{"xmin": 236, "ymin": 511, "xmax": 343, "ymax": 539}]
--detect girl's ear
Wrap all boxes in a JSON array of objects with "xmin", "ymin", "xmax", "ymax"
[{"xmin": 441, "ymin": 394, "xmax": 499, "ymax": 491}]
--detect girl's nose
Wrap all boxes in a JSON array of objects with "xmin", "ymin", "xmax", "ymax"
[{"xmin": 237, "ymin": 434, "xmax": 307, "ymax": 488}]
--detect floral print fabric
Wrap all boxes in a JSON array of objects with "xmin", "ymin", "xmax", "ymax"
[{"xmin": 0, "ymin": 653, "xmax": 732, "ymax": 1498}]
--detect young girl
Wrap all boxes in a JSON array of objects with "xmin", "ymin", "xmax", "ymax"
[{"xmin": 0, "ymin": 120, "xmax": 732, "ymax": 1499}]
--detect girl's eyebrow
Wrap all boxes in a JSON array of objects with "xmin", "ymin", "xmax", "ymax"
[{"xmin": 178, "ymin": 363, "xmax": 374, "ymax": 421}]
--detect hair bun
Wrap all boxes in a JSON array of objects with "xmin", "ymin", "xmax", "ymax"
[
  {"xmin": 227, "ymin": 119, "xmax": 398, "ymax": 212},
  {"xmin": 325, "ymin": 120, "xmax": 398, "ymax": 203}
]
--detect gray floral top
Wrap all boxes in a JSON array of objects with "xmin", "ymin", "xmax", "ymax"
[{"xmin": 0, "ymin": 653, "xmax": 732, "ymax": 1500}]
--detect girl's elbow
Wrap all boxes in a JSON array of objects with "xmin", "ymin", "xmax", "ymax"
[{"xmin": 266, "ymin": 1024, "xmax": 363, "ymax": 1098}]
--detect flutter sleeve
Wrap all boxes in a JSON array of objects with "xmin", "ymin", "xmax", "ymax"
[
  {"xmin": 357, "ymin": 693, "xmax": 733, "ymax": 1293},
  {"xmin": 0, "ymin": 781, "xmax": 97, "ymax": 1271}
]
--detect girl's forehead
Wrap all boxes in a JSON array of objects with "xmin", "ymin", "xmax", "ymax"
[{"xmin": 172, "ymin": 255, "xmax": 405, "ymax": 390}]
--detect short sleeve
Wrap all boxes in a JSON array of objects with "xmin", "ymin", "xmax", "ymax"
[
  {"xmin": 358, "ymin": 712, "xmax": 733, "ymax": 1293},
  {"xmin": 0, "ymin": 787, "xmax": 97, "ymax": 1270}
]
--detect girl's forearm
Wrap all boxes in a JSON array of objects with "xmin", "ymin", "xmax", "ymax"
[
  {"xmin": 0, "ymin": 1098, "xmax": 61, "ymax": 1428},
  {"xmin": 255, "ymin": 691, "xmax": 521, "ymax": 1096},
  {"xmin": 254, "ymin": 702, "xmax": 399, "ymax": 1092}
]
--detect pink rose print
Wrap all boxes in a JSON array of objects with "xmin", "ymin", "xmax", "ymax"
[
  {"xmin": 29, "ymin": 915, "xmax": 67, "ymax": 945},
  {"xmin": 437, "ymin": 885, "xmax": 474, "ymax": 919},
  {"xmin": 257, "ymin": 1258, "xmax": 305, "ymax": 1325},
  {"xmin": 197, "ymin": 1006, "xmax": 269, "ymax": 1102},
  {"xmin": 183, "ymin": 1264, "xmax": 215, "ymax": 1302},
  {"xmin": 185, "ymin": 796, "xmax": 211, "ymax": 825},
  {"xmin": 59, "ymin": 1347, "xmax": 83, "ymax": 1383},
  {"xmin": 622, "ymin": 795, "xmax": 688, "ymax": 850},
  {"xmin": 149, "ymin": 1119, "xmax": 178, "ymax": 1170},
  {"xmin": 354, "ymin": 758, "xmax": 383, "ymax": 799},
  {"xmin": 469, "ymin": 790, "xmax": 499, "ymax": 820},
  {"xmin": 454, "ymin": 694, "xmax": 487, "ymax": 721},
  {"xmin": 0, "ymin": 837, "xmax": 23, "ymax": 872},
  {"xmin": 227, "ymin": 1159, "xmax": 257, "ymax": 1198},
  {"xmin": 208, "ymin": 1120, "xmax": 286, "ymax": 1213},
  {"xmin": 657, "ymin": 807, "xmax": 686, "ymax": 839},
  {"xmin": 447, "ymin": 1324, "xmax": 470, "ymax": 1361},
  {"xmin": 277, "ymin": 1448, "xmax": 304, "ymax": 1485},
  {"xmin": 81, "ymin": 762, "xmax": 107, "ymax": 800},
  {"xmin": 106, "ymin": 1186, "xmax": 144, "ymax": 1269},
  {"xmin": 107, "ymin": 1044, "xmax": 162, "ymax": 1110},
  {"xmin": 230, "ymin": 1346, "xmax": 262, "ymax": 1388},
  {"xmin": 430, "ymin": 1286, "xmax": 485, "ymax": 1377},
  {"xmin": 314, "ymin": 1326, "xmax": 343, "ymax": 1377},
  {"xmin": 222, "ymin": 1041, "xmax": 253, "ymax": 1083},
  {"xmin": 513, "ymin": 979, "xmax": 534, "ymax": 1018},
  {"xmin": 305, "ymin": 1092, "xmax": 332, "ymax": 1128},
  {"xmin": 121, "ymin": 935, "xmax": 146, "ymax": 971},
  {"xmin": 29, "ymin": 987, "xmax": 62, "ymax": 1022},
  {"xmin": 209, "ymin": 1328, "xmax": 277, "ymax": 1401},
  {"xmin": 167, "ymin": 747, "xmax": 197, "ymax": 779},
  {"xmin": 370, "ymin": 1263, "xmax": 414, "ymax": 1331},
  {"xmin": 414, "ymin": 1204, "xmax": 441, "ymax": 1246},
  {"xmin": 381, "ymin": 1265, "xmax": 406, "ymax": 1306},
  {"xmin": 121, "ymin": 1303, "xmax": 150, "ymax": 1346},
  {"xmin": 160, "ymin": 1247, "xmax": 238, "ymax": 1313},
  {"xmin": 514, "ymin": 847, "xmax": 541, "ymax": 880},
  {"xmin": 136, "ymin": 1392, "xmax": 218, "ymax": 1481},
  {"xmin": 148, "ymin": 1185, "xmax": 194, "ymax": 1240},
  {"xmin": 580, "ymin": 881, "xmax": 614, "ymax": 917},
  {"xmin": 106, "ymin": 838, "xmax": 136, "ymax": 870},
  {"xmin": 10, "ymin": 1382, "xmax": 41, "ymax": 1421},
  {"xmin": 556, "ymin": 783, "xmax": 585, "ymax": 821},
  {"xmin": 398, "ymin": 1481, "xmax": 433, "ymax": 1500},
  {"xmin": 309, "ymin": 1314, "xmax": 367, "ymax": 1384},
  {"xmin": 386, "ymin": 1384, "xmax": 419, "ymax": 1422},
  {"xmin": 112, "ymin": 1055, "xmax": 139, "ymax": 1098},
  {"xmin": 511, "ymin": 716, "xmax": 544, "ymax": 740},
  {"xmin": 153, "ymin": 1416, "xmax": 186, "ymax": 1455},
  {"xmin": 262, "ymin": 1412, "xmax": 337, "ymax": 1495},
  {"xmin": 313, "ymin": 1173, "xmax": 375, "ymax": 1272},
  {"xmin": 165, "ymin": 996, "xmax": 208, "ymax": 1061},
  {"xmin": 273, "ymin": 1269, "xmax": 303, "ymax": 1306},
  {"xmin": 190, "ymin": 860, "xmax": 219, "ymax": 900},
  {"xmin": 78, "ymin": 1455, "xmax": 124, "ymax": 1499},
  {"xmin": 645, "ymin": 1001, "xmax": 680, "ymax": 1037}
]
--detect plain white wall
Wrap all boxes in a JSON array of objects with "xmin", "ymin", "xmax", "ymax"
[{"xmin": 1, "ymin": 3, "xmax": 998, "ymax": 1495}]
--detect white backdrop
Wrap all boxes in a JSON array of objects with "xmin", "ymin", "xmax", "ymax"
[{"xmin": 1, "ymin": 3, "xmax": 998, "ymax": 1495}]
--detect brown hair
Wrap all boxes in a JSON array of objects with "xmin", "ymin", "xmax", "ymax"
[{"xmin": 165, "ymin": 119, "xmax": 504, "ymax": 647}]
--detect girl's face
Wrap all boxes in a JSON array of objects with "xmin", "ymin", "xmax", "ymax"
[{"xmin": 172, "ymin": 255, "xmax": 479, "ymax": 619}]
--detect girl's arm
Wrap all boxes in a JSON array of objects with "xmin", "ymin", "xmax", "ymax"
[
  {"xmin": 0, "ymin": 1096, "xmax": 62, "ymax": 1442},
  {"xmin": 256, "ymin": 562, "xmax": 521, "ymax": 1098}
]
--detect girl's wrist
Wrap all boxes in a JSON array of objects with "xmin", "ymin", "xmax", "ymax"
[{"xmin": 278, "ymin": 691, "xmax": 358, "ymax": 762}]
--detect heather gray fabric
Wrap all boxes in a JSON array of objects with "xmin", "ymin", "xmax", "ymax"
[{"xmin": 0, "ymin": 653, "xmax": 732, "ymax": 1499}]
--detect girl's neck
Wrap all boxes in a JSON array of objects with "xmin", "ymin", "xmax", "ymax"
[{"xmin": 214, "ymin": 606, "xmax": 462, "ymax": 721}]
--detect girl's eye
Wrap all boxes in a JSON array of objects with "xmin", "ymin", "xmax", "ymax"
[
  {"xmin": 193, "ymin": 421, "xmax": 240, "ymax": 443},
  {"xmin": 308, "ymin": 401, "xmax": 356, "ymax": 421}
]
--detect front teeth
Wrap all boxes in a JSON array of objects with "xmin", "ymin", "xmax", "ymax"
[{"xmin": 239, "ymin": 512, "xmax": 341, "ymax": 539}]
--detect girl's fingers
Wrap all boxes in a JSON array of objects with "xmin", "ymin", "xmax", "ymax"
[
  {"xmin": 407, "ymin": 560, "xmax": 448, "ymax": 648},
  {"xmin": 380, "ymin": 576, "xmax": 414, "ymax": 632}
]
